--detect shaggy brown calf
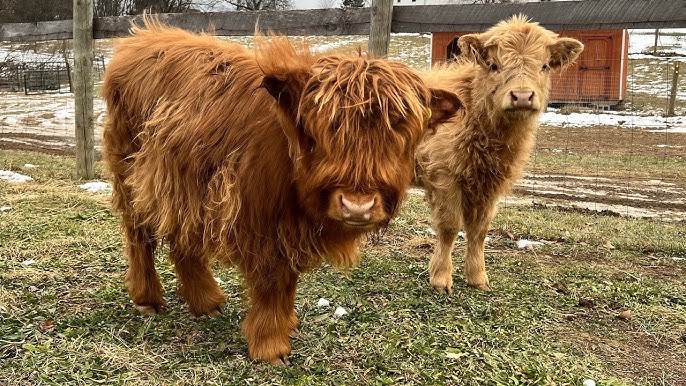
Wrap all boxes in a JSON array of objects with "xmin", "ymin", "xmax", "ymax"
[
  {"xmin": 101, "ymin": 21, "xmax": 461, "ymax": 363},
  {"xmin": 416, "ymin": 15, "xmax": 583, "ymax": 293}
]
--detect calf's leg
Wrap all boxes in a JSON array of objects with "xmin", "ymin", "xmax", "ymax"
[
  {"xmin": 461, "ymin": 198, "xmax": 498, "ymax": 291},
  {"xmin": 242, "ymin": 264, "xmax": 299, "ymax": 364},
  {"xmin": 123, "ymin": 221, "xmax": 166, "ymax": 314},
  {"xmin": 170, "ymin": 246, "xmax": 226, "ymax": 317},
  {"xmin": 427, "ymin": 187, "xmax": 461, "ymax": 294}
]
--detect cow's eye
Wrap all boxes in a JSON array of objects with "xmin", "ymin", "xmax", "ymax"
[
  {"xmin": 489, "ymin": 62, "xmax": 499, "ymax": 72},
  {"xmin": 542, "ymin": 63, "xmax": 550, "ymax": 71}
]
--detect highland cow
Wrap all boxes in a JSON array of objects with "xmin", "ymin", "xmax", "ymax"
[
  {"xmin": 415, "ymin": 15, "xmax": 583, "ymax": 293},
  {"xmin": 101, "ymin": 21, "xmax": 461, "ymax": 363}
]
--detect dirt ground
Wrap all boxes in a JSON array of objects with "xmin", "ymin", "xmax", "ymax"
[{"xmin": 519, "ymin": 125, "xmax": 686, "ymax": 220}]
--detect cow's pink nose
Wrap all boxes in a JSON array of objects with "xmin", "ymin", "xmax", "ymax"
[
  {"xmin": 510, "ymin": 90, "xmax": 534, "ymax": 108},
  {"xmin": 340, "ymin": 194, "xmax": 376, "ymax": 225}
]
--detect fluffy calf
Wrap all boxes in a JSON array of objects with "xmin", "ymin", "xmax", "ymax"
[
  {"xmin": 101, "ymin": 21, "xmax": 461, "ymax": 363},
  {"xmin": 416, "ymin": 15, "xmax": 583, "ymax": 293}
]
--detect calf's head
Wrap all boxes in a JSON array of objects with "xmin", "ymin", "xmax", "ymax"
[
  {"xmin": 259, "ymin": 40, "xmax": 461, "ymax": 231},
  {"xmin": 459, "ymin": 15, "xmax": 583, "ymax": 121}
]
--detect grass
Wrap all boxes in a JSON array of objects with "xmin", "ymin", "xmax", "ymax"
[{"xmin": 2, "ymin": 149, "xmax": 685, "ymax": 385}]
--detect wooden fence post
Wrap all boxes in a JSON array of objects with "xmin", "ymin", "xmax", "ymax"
[
  {"xmin": 369, "ymin": 0, "xmax": 392, "ymax": 58},
  {"xmin": 667, "ymin": 61, "xmax": 680, "ymax": 117},
  {"xmin": 73, "ymin": 0, "xmax": 95, "ymax": 180}
]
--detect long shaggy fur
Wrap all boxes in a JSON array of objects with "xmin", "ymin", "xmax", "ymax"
[
  {"xmin": 416, "ymin": 15, "xmax": 583, "ymax": 293},
  {"xmin": 102, "ymin": 19, "xmax": 461, "ymax": 363}
]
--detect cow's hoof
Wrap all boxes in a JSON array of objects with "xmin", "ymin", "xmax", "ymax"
[
  {"xmin": 430, "ymin": 274, "xmax": 453, "ymax": 295},
  {"xmin": 469, "ymin": 283, "xmax": 491, "ymax": 292},
  {"xmin": 187, "ymin": 292, "xmax": 227, "ymax": 317},
  {"xmin": 431, "ymin": 284, "xmax": 453, "ymax": 295},
  {"xmin": 289, "ymin": 328, "xmax": 304, "ymax": 339},
  {"xmin": 270, "ymin": 356, "xmax": 291, "ymax": 366},
  {"xmin": 135, "ymin": 302, "xmax": 166, "ymax": 315},
  {"xmin": 205, "ymin": 307, "xmax": 222, "ymax": 318}
]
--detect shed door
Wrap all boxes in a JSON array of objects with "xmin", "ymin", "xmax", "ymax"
[{"xmin": 578, "ymin": 36, "xmax": 613, "ymax": 101}]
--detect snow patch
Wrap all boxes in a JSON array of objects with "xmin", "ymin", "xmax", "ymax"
[
  {"xmin": 0, "ymin": 170, "xmax": 32, "ymax": 183},
  {"xmin": 517, "ymin": 239, "xmax": 544, "ymax": 249},
  {"xmin": 77, "ymin": 181, "xmax": 111, "ymax": 193}
]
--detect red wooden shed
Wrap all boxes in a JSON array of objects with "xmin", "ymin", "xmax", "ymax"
[{"xmin": 430, "ymin": 29, "xmax": 630, "ymax": 108}]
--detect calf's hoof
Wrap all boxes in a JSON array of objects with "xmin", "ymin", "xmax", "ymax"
[
  {"xmin": 469, "ymin": 283, "xmax": 491, "ymax": 292},
  {"xmin": 134, "ymin": 300, "xmax": 167, "ymax": 315},
  {"xmin": 248, "ymin": 334, "xmax": 292, "ymax": 365},
  {"xmin": 429, "ymin": 275, "xmax": 453, "ymax": 295},
  {"xmin": 289, "ymin": 328, "xmax": 305, "ymax": 339},
  {"xmin": 271, "ymin": 356, "xmax": 291, "ymax": 366},
  {"xmin": 185, "ymin": 290, "xmax": 227, "ymax": 317}
]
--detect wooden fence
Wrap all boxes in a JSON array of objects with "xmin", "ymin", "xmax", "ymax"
[{"xmin": 0, "ymin": 0, "xmax": 685, "ymax": 178}]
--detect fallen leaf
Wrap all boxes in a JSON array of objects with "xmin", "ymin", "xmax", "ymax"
[
  {"xmin": 39, "ymin": 319, "xmax": 54, "ymax": 331},
  {"xmin": 618, "ymin": 310, "xmax": 632, "ymax": 320},
  {"xmin": 604, "ymin": 241, "xmax": 615, "ymax": 250}
]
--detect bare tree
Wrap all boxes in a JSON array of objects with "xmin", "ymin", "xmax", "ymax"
[
  {"xmin": 341, "ymin": 0, "xmax": 365, "ymax": 7},
  {"xmin": 221, "ymin": 0, "xmax": 293, "ymax": 10},
  {"xmin": 318, "ymin": 0, "xmax": 339, "ymax": 8},
  {"xmin": 0, "ymin": 0, "xmax": 72, "ymax": 23},
  {"xmin": 131, "ymin": 0, "xmax": 195, "ymax": 13}
]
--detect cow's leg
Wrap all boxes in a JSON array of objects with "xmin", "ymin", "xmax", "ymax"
[
  {"xmin": 242, "ymin": 263, "xmax": 299, "ymax": 364},
  {"xmin": 427, "ymin": 186, "xmax": 461, "ymax": 295},
  {"xmin": 462, "ymin": 197, "xmax": 499, "ymax": 291},
  {"xmin": 170, "ymin": 246, "xmax": 226, "ymax": 317},
  {"xmin": 123, "ymin": 221, "xmax": 166, "ymax": 314}
]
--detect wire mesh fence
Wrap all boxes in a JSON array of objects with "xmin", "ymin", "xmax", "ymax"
[{"xmin": 0, "ymin": 31, "xmax": 684, "ymax": 221}]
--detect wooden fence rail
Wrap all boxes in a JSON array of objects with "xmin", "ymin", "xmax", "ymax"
[{"xmin": 2, "ymin": 0, "xmax": 685, "ymax": 43}]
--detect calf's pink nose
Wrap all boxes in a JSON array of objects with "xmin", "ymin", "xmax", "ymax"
[
  {"xmin": 510, "ymin": 90, "xmax": 534, "ymax": 108},
  {"xmin": 340, "ymin": 194, "xmax": 375, "ymax": 223}
]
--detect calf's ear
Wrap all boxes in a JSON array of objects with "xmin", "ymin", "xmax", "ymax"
[
  {"xmin": 261, "ymin": 70, "xmax": 316, "ymax": 156},
  {"xmin": 549, "ymin": 37, "xmax": 584, "ymax": 69},
  {"xmin": 426, "ymin": 88, "xmax": 463, "ymax": 133},
  {"xmin": 459, "ymin": 34, "xmax": 488, "ymax": 65},
  {"xmin": 261, "ymin": 70, "xmax": 311, "ymax": 120}
]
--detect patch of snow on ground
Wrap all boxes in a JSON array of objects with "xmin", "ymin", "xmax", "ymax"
[
  {"xmin": 78, "ymin": 181, "xmax": 111, "ymax": 193},
  {"xmin": 0, "ymin": 170, "xmax": 32, "ymax": 183},
  {"xmin": 628, "ymin": 29, "xmax": 686, "ymax": 57},
  {"xmin": 540, "ymin": 109, "xmax": 685, "ymax": 131},
  {"xmin": 517, "ymin": 239, "xmax": 544, "ymax": 249}
]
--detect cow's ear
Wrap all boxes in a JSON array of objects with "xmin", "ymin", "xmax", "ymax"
[
  {"xmin": 426, "ymin": 88, "xmax": 463, "ymax": 133},
  {"xmin": 261, "ymin": 75, "xmax": 304, "ymax": 116},
  {"xmin": 459, "ymin": 34, "xmax": 488, "ymax": 65},
  {"xmin": 549, "ymin": 37, "xmax": 584, "ymax": 69}
]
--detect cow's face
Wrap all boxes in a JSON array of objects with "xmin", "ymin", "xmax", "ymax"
[
  {"xmin": 459, "ymin": 15, "xmax": 583, "ymax": 122},
  {"xmin": 263, "ymin": 55, "xmax": 461, "ymax": 231}
]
